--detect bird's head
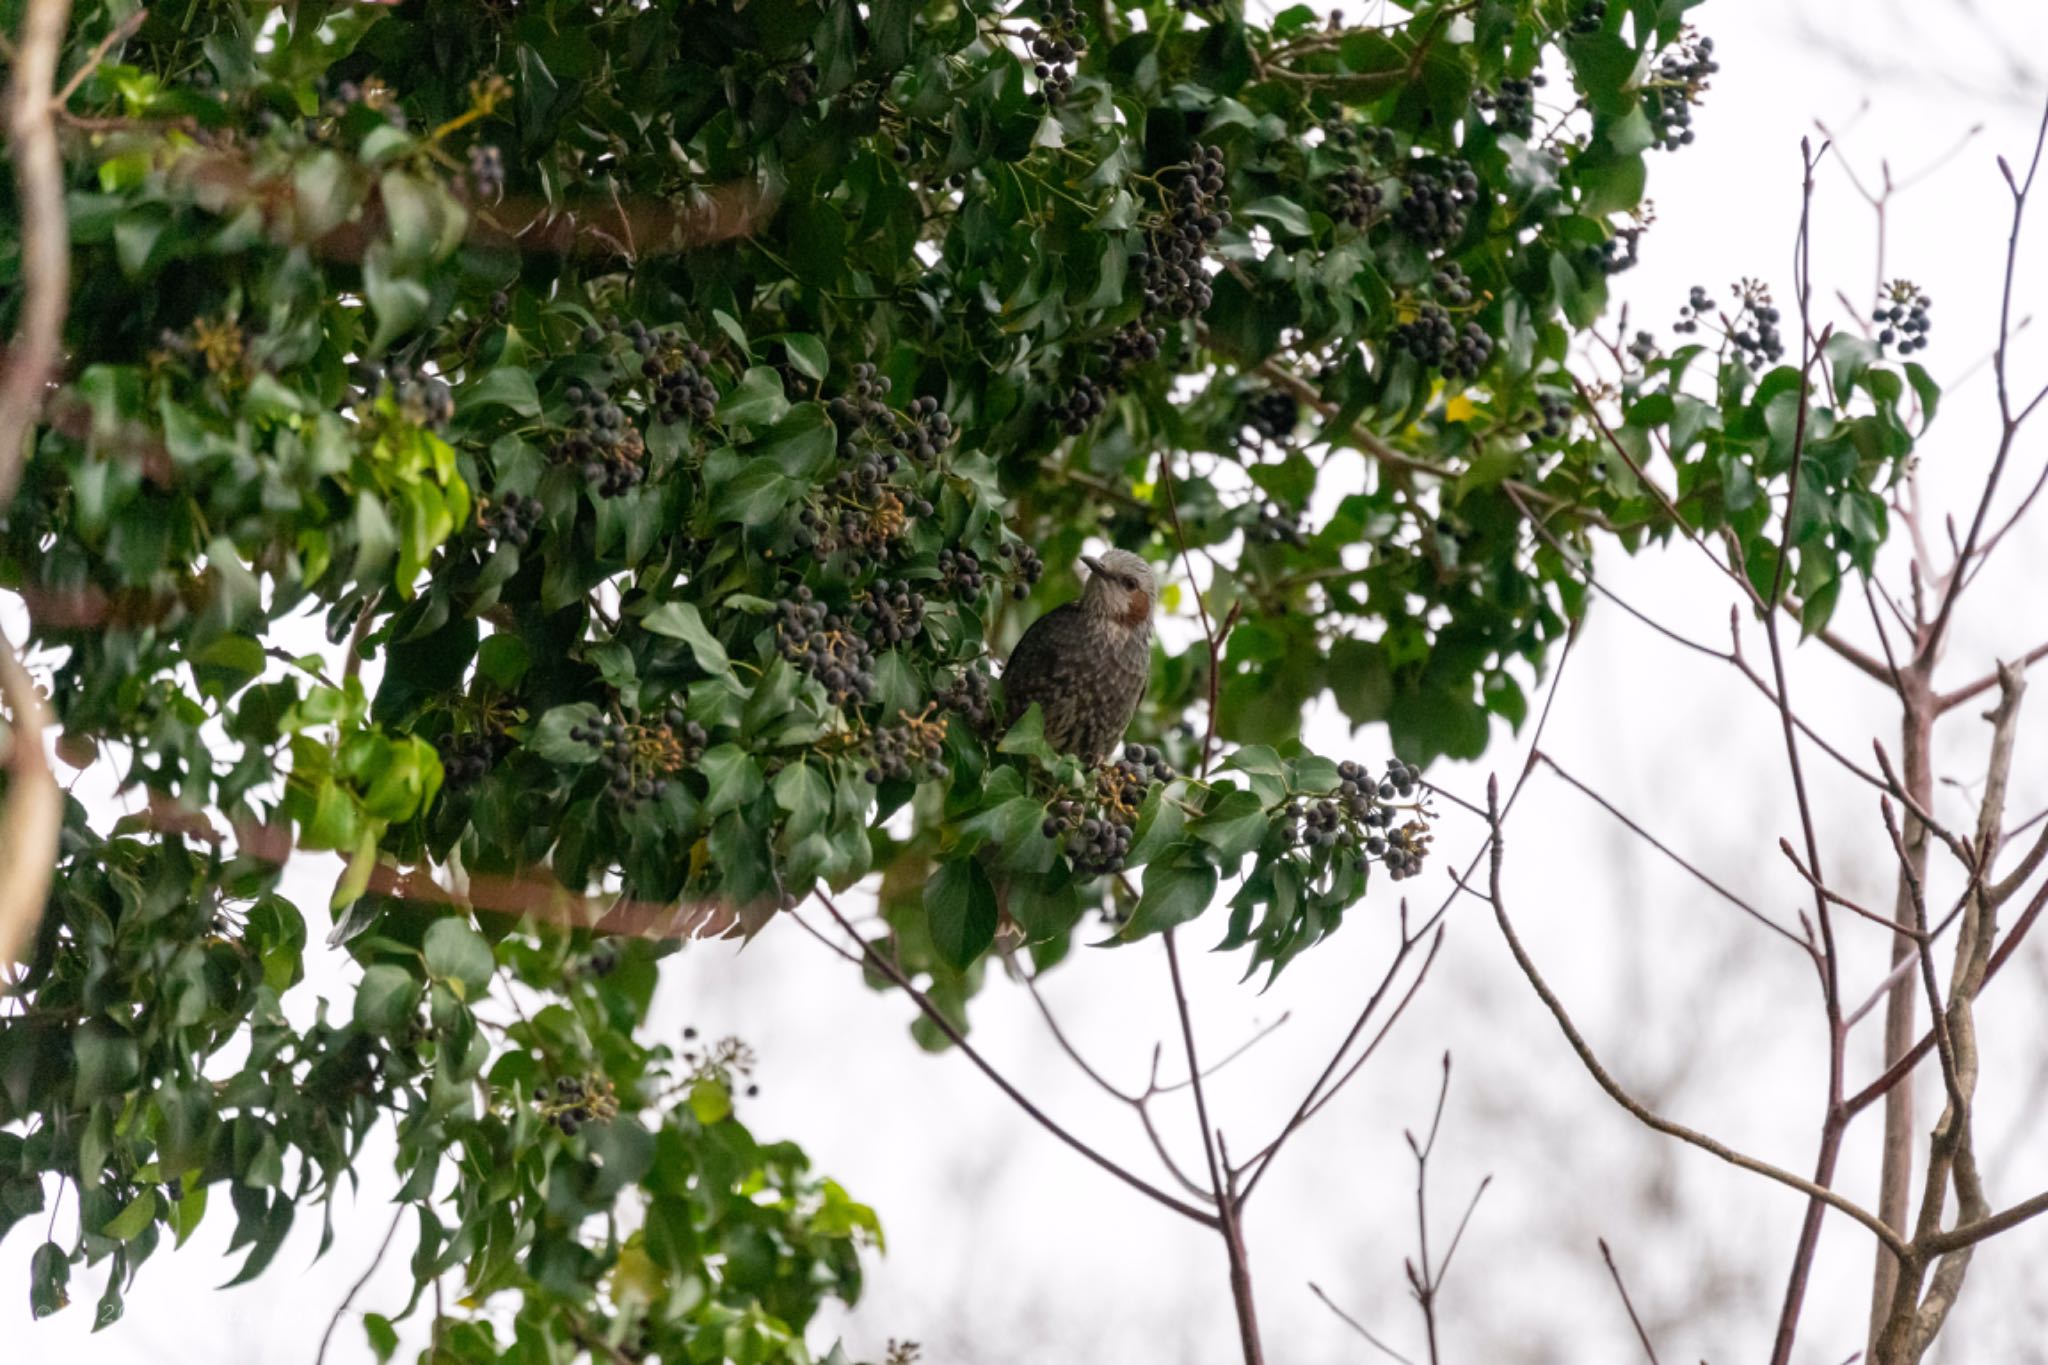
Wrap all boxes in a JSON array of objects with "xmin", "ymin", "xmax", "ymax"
[{"xmin": 1079, "ymin": 549, "xmax": 1158, "ymax": 633}]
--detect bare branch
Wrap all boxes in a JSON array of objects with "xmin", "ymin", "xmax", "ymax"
[
  {"xmin": 0, "ymin": 0, "xmax": 75, "ymax": 508},
  {"xmin": 0, "ymin": 635, "xmax": 61, "ymax": 996},
  {"xmin": 316, "ymin": 1206, "xmax": 405, "ymax": 1365},
  {"xmin": 1600, "ymin": 1238, "xmax": 1664, "ymax": 1365},
  {"xmin": 1309, "ymin": 1283, "xmax": 1416, "ymax": 1365},
  {"xmin": 1537, "ymin": 752, "xmax": 1808, "ymax": 949},
  {"xmin": 1481, "ymin": 775, "xmax": 1907, "ymax": 1260},
  {"xmin": 809, "ymin": 890, "xmax": 1220, "ymax": 1228}
]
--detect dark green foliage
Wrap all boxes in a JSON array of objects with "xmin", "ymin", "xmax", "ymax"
[{"xmin": 0, "ymin": 0, "xmax": 1942, "ymax": 1357}]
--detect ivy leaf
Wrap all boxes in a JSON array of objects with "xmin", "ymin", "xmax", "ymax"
[
  {"xmin": 774, "ymin": 761, "xmax": 833, "ymax": 842},
  {"xmin": 717, "ymin": 366, "xmax": 790, "ymax": 428},
  {"xmin": 1189, "ymin": 787, "xmax": 1268, "ymax": 860},
  {"xmin": 529, "ymin": 703, "xmax": 602, "ymax": 763},
  {"xmin": 422, "ymin": 918, "xmax": 495, "ymax": 996},
  {"xmin": 354, "ymin": 964, "xmax": 421, "ymax": 1036},
  {"xmin": 1124, "ymin": 860, "xmax": 1220, "ymax": 940},
  {"xmin": 1241, "ymin": 196, "xmax": 1315, "ymax": 237},
  {"xmin": 643, "ymin": 602, "xmax": 733, "ymax": 676},
  {"xmin": 997, "ymin": 705, "xmax": 1060, "ymax": 764},
  {"xmin": 925, "ymin": 858, "xmax": 998, "ymax": 969},
  {"xmin": 700, "ymin": 744, "xmax": 764, "ymax": 816}
]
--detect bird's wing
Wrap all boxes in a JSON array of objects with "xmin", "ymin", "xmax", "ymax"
[{"xmin": 1001, "ymin": 603, "xmax": 1082, "ymax": 722}]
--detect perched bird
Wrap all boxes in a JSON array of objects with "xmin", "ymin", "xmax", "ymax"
[{"xmin": 1001, "ymin": 548, "xmax": 1156, "ymax": 764}]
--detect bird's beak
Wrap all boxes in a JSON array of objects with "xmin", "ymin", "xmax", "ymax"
[{"xmin": 1080, "ymin": 554, "xmax": 1106, "ymax": 576}]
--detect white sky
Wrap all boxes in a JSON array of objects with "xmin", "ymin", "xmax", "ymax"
[{"xmin": 8, "ymin": 2, "xmax": 2048, "ymax": 1363}]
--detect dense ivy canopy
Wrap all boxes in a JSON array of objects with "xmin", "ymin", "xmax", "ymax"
[{"xmin": 0, "ymin": 0, "xmax": 1936, "ymax": 1359}]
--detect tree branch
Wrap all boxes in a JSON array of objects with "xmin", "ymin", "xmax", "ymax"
[
  {"xmin": 1480, "ymin": 775, "xmax": 1907, "ymax": 1261},
  {"xmin": 0, "ymin": 0, "xmax": 75, "ymax": 509}
]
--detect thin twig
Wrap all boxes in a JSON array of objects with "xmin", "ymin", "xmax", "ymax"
[
  {"xmin": 809, "ymin": 889, "xmax": 1219, "ymax": 1227},
  {"xmin": 1480, "ymin": 775, "xmax": 1906, "ymax": 1259},
  {"xmin": 1599, "ymin": 1238, "xmax": 1664, "ymax": 1365},
  {"xmin": 317, "ymin": 1206, "xmax": 405, "ymax": 1365},
  {"xmin": 1309, "ymin": 1283, "xmax": 1416, "ymax": 1365}
]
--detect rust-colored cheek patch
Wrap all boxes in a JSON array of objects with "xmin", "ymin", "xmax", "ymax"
[{"xmin": 1123, "ymin": 592, "xmax": 1151, "ymax": 627}]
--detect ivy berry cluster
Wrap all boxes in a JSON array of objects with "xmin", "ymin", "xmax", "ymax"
[
  {"xmin": 1390, "ymin": 305, "xmax": 1494, "ymax": 381},
  {"xmin": 1478, "ymin": 74, "xmax": 1543, "ymax": 139},
  {"xmin": 1647, "ymin": 31, "xmax": 1717, "ymax": 151},
  {"xmin": 1241, "ymin": 390, "xmax": 1300, "ymax": 443},
  {"xmin": 1278, "ymin": 759, "xmax": 1432, "ymax": 881},
  {"xmin": 481, "ymin": 491, "xmax": 542, "ymax": 549},
  {"xmin": 934, "ymin": 664, "xmax": 994, "ymax": 735},
  {"xmin": 1023, "ymin": 1, "xmax": 1086, "ymax": 108},
  {"xmin": 534, "ymin": 1074, "xmax": 619, "ymax": 1138},
  {"xmin": 554, "ymin": 382, "xmax": 647, "ymax": 497},
  {"xmin": 1875, "ymin": 281, "xmax": 1932, "ymax": 354},
  {"xmin": 1135, "ymin": 142, "xmax": 1231, "ymax": 321},
  {"xmin": 1041, "ymin": 744, "xmax": 1174, "ymax": 876},
  {"xmin": 1394, "ymin": 157, "xmax": 1481, "ymax": 252},
  {"xmin": 858, "ymin": 578, "xmax": 928, "ymax": 649},
  {"xmin": 862, "ymin": 704, "xmax": 951, "ymax": 784},
  {"xmin": 645, "ymin": 336, "xmax": 718, "ymax": 425},
  {"xmin": 776, "ymin": 590, "xmax": 877, "ymax": 707},
  {"xmin": 1328, "ymin": 164, "xmax": 1384, "ymax": 229},
  {"xmin": 993, "ymin": 541, "xmax": 1045, "ymax": 600},
  {"xmin": 572, "ymin": 713, "xmax": 700, "ymax": 809},
  {"xmin": 436, "ymin": 727, "xmax": 513, "ymax": 791}
]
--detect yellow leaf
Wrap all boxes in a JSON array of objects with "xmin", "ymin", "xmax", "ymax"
[{"xmin": 1444, "ymin": 393, "xmax": 1479, "ymax": 424}]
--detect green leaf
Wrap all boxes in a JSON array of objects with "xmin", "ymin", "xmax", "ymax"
[
  {"xmin": 1904, "ymin": 361, "xmax": 1940, "ymax": 432},
  {"xmin": 642, "ymin": 601, "xmax": 733, "ymax": 675},
  {"xmin": 1123, "ymin": 787, "xmax": 1186, "ymax": 869},
  {"xmin": 781, "ymin": 333, "xmax": 829, "ymax": 381},
  {"xmin": 700, "ymin": 744, "xmax": 763, "ymax": 815},
  {"xmin": 364, "ymin": 1314, "xmax": 400, "ymax": 1364},
  {"xmin": 688, "ymin": 1077, "xmax": 733, "ymax": 1125},
  {"xmin": 354, "ymin": 964, "xmax": 421, "ymax": 1036},
  {"xmin": 925, "ymin": 858, "xmax": 999, "ymax": 969},
  {"xmin": 1241, "ymin": 196, "xmax": 1315, "ymax": 237},
  {"xmin": 102, "ymin": 1190, "xmax": 158, "ymax": 1242},
  {"xmin": 459, "ymin": 366, "xmax": 541, "ymax": 418},
  {"xmin": 72, "ymin": 1023, "xmax": 140, "ymax": 1105},
  {"xmin": 717, "ymin": 366, "xmax": 790, "ymax": 428},
  {"xmin": 30, "ymin": 1241, "xmax": 68, "ymax": 1319},
  {"xmin": 362, "ymin": 242, "xmax": 430, "ymax": 355},
  {"xmin": 1125, "ymin": 860, "xmax": 1220, "ymax": 939},
  {"xmin": 997, "ymin": 704, "xmax": 1060, "ymax": 764},
  {"xmin": 1190, "ymin": 788, "xmax": 1268, "ymax": 860},
  {"xmin": 422, "ymin": 918, "xmax": 495, "ymax": 995},
  {"xmin": 773, "ymin": 761, "xmax": 832, "ymax": 842},
  {"xmin": 530, "ymin": 703, "xmax": 602, "ymax": 763}
]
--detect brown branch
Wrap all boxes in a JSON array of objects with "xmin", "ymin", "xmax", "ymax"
[
  {"xmin": 0, "ymin": 0, "xmax": 75, "ymax": 509},
  {"xmin": 1936, "ymin": 639, "xmax": 2048, "ymax": 714},
  {"xmin": 1599, "ymin": 1238, "xmax": 1664, "ymax": 1365},
  {"xmin": 1164, "ymin": 930, "xmax": 1264, "ymax": 1364},
  {"xmin": 315, "ymin": 1205, "xmax": 405, "ymax": 1365},
  {"xmin": 1845, "ymin": 874, "xmax": 2048, "ymax": 1119},
  {"xmin": 1480, "ymin": 775, "xmax": 1907, "ymax": 1261},
  {"xmin": 48, "ymin": 6, "xmax": 143, "ymax": 110},
  {"xmin": 1309, "ymin": 1283, "xmax": 1416, "ymax": 1365},
  {"xmin": 1917, "ymin": 96, "xmax": 2048, "ymax": 663},
  {"xmin": 1238, "ymin": 921, "xmax": 1445, "ymax": 1200},
  {"xmin": 1536, "ymin": 751, "xmax": 1807, "ymax": 949},
  {"xmin": 809, "ymin": 890, "xmax": 1219, "ymax": 1228},
  {"xmin": 0, "ymin": 636, "xmax": 61, "ymax": 995}
]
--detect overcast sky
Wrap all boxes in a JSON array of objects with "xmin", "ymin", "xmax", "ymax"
[{"xmin": 8, "ymin": 2, "xmax": 2048, "ymax": 1363}]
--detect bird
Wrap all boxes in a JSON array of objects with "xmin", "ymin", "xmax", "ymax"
[{"xmin": 1001, "ymin": 548, "xmax": 1157, "ymax": 765}]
